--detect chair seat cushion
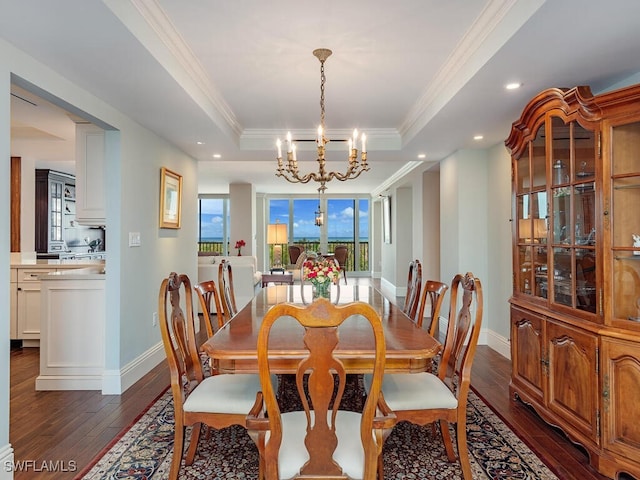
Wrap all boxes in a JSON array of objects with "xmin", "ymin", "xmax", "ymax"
[
  {"xmin": 184, "ymin": 374, "xmax": 264, "ymax": 414},
  {"xmin": 278, "ymin": 410, "xmax": 365, "ymax": 479},
  {"xmin": 364, "ymin": 372, "xmax": 458, "ymax": 411}
]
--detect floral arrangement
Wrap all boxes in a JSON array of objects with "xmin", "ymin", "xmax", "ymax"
[
  {"xmin": 235, "ymin": 239, "xmax": 246, "ymax": 255},
  {"xmin": 303, "ymin": 258, "xmax": 341, "ymax": 286}
]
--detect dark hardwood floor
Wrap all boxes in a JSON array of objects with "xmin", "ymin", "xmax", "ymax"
[
  {"xmin": 10, "ymin": 342, "xmax": 616, "ymax": 480},
  {"xmin": 9, "ymin": 345, "xmax": 169, "ymax": 480}
]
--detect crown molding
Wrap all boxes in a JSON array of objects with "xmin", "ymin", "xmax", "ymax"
[
  {"xmin": 371, "ymin": 161, "xmax": 425, "ymax": 197},
  {"xmin": 107, "ymin": 0, "xmax": 242, "ymax": 138},
  {"xmin": 399, "ymin": 0, "xmax": 546, "ymax": 144}
]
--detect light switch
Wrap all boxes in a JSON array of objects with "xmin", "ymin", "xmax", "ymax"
[{"xmin": 129, "ymin": 232, "xmax": 141, "ymax": 247}]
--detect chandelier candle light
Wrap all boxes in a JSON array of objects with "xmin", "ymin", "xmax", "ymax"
[{"xmin": 276, "ymin": 48, "xmax": 369, "ymax": 193}]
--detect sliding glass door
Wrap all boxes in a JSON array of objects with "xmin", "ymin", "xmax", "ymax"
[{"xmin": 267, "ymin": 197, "xmax": 369, "ymax": 272}]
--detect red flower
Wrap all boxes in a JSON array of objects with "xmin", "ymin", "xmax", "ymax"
[{"xmin": 235, "ymin": 240, "xmax": 246, "ymax": 249}]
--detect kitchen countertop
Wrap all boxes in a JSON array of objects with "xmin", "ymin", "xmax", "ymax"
[
  {"xmin": 11, "ymin": 252, "xmax": 105, "ymax": 269},
  {"xmin": 40, "ymin": 266, "xmax": 106, "ymax": 280}
]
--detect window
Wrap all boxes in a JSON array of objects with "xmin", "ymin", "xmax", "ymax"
[
  {"xmin": 267, "ymin": 197, "xmax": 369, "ymax": 272},
  {"xmin": 198, "ymin": 196, "xmax": 229, "ymax": 254}
]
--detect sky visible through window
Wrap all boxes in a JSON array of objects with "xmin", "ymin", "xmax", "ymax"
[
  {"xmin": 271, "ymin": 198, "xmax": 369, "ymax": 241},
  {"xmin": 199, "ymin": 198, "xmax": 225, "ymax": 241},
  {"xmin": 199, "ymin": 197, "xmax": 369, "ymax": 242}
]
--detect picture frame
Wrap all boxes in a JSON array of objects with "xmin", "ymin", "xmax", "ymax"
[
  {"xmin": 383, "ymin": 195, "xmax": 391, "ymax": 244},
  {"xmin": 159, "ymin": 167, "xmax": 182, "ymax": 229}
]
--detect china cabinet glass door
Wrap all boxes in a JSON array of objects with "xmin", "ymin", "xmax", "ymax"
[
  {"xmin": 516, "ymin": 124, "xmax": 548, "ymax": 299},
  {"xmin": 610, "ymin": 120, "xmax": 640, "ymax": 326},
  {"xmin": 549, "ymin": 117, "xmax": 598, "ymax": 314}
]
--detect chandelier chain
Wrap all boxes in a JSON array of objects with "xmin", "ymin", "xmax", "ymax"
[
  {"xmin": 275, "ymin": 48, "xmax": 369, "ymax": 193},
  {"xmin": 320, "ymin": 59, "xmax": 326, "ymax": 131}
]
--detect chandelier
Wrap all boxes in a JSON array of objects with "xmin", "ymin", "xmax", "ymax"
[{"xmin": 276, "ymin": 48, "xmax": 369, "ymax": 193}]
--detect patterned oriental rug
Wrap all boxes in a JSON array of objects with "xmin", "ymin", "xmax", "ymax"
[{"xmin": 77, "ymin": 375, "xmax": 559, "ymax": 479}]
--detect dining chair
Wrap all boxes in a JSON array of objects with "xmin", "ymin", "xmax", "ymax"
[
  {"xmin": 402, "ymin": 259, "xmax": 422, "ymax": 320},
  {"xmin": 367, "ymin": 272, "xmax": 483, "ymax": 480},
  {"xmin": 414, "ymin": 280, "xmax": 449, "ymax": 335},
  {"xmin": 158, "ymin": 272, "xmax": 264, "ymax": 480},
  {"xmin": 332, "ymin": 244, "xmax": 348, "ymax": 284},
  {"xmin": 246, "ymin": 298, "xmax": 397, "ymax": 480},
  {"xmin": 194, "ymin": 279, "xmax": 226, "ymax": 337},
  {"xmin": 218, "ymin": 259, "xmax": 238, "ymax": 320},
  {"xmin": 287, "ymin": 244, "xmax": 304, "ymax": 269}
]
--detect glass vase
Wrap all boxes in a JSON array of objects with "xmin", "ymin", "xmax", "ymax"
[{"xmin": 313, "ymin": 281, "xmax": 331, "ymax": 300}]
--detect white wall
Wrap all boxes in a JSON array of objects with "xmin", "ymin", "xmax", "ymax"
[
  {"xmin": 229, "ymin": 183, "xmax": 256, "ymax": 256},
  {"xmin": 421, "ymin": 171, "xmax": 440, "ymax": 282},
  {"xmin": 0, "ymin": 62, "xmax": 11, "ymax": 476},
  {"xmin": 486, "ymin": 143, "xmax": 514, "ymax": 355},
  {"xmin": 1, "ymin": 36, "xmax": 198, "ymax": 460}
]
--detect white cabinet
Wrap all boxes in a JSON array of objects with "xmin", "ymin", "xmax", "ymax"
[
  {"xmin": 13, "ymin": 267, "xmax": 57, "ymax": 346},
  {"xmin": 36, "ymin": 271, "xmax": 105, "ymax": 391},
  {"xmin": 75, "ymin": 124, "xmax": 105, "ymax": 226},
  {"xmin": 10, "ymin": 269, "xmax": 17, "ymax": 339}
]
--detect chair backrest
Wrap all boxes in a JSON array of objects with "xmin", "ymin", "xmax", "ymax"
[
  {"xmin": 333, "ymin": 245, "xmax": 348, "ymax": 269},
  {"xmin": 218, "ymin": 259, "xmax": 238, "ymax": 320},
  {"xmin": 415, "ymin": 280, "xmax": 448, "ymax": 334},
  {"xmin": 194, "ymin": 279, "xmax": 225, "ymax": 337},
  {"xmin": 438, "ymin": 272, "xmax": 483, "ymax": 402},
  {"xmin": 288, "ymin": 244, "xmax": 304, "ymax": 265},
  {"xmin": 256, "ymin": 298, "xmax": 389, "ymax": 479},
  {"xmin": 158, "ymin": 273, "xmax": 204, "ymax": 416},
  {"xmin": 403, "ymin": 260, "xmax": 422, "ymax": 319}
]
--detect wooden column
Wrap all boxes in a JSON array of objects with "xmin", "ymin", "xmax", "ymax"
[{"xmin": 10, "ymin": 156, "xmax": 20, "ymax": 252}]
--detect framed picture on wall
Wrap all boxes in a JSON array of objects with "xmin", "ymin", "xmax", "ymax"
[
  {"xmin": 383, "ymin": 195, "xmax": 391, "ymax": 244},
  {"xmin": 159, "ymin": 167, "xmax": 182, "ymax": 229}
]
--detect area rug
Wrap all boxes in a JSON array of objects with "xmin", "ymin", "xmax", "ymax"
[{"xmin": 78, "ymin": 376, "xmax": 558, "ymax": 480}]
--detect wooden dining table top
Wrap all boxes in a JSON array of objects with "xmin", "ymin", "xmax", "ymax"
[{"xmin": 201, "ymin": 284, "xmax": 441, "ymax": 374}]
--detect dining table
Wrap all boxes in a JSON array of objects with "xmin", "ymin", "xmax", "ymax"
[{"xmin": 201, "ymin": 284, "xmax": 441, "ymax": 374}]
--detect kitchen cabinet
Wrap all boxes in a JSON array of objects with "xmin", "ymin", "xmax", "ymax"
[
  {"xmin": 9, "ymin": 261, "xmax": 105, "ymax": 345},
  {"xmin": 75, "ymin": 123, "xmax": 106, "ymax": 226},
  {"xmin": 13, "ymin": 267, "xmax": 58, "ymax": 346},
  {"xmin": 35, "ymin": 169, "xmax": 76, "ymax": 255},
  {"xmin": 36, "ymin": 268, "xmax": 105, "ymax": 391},
  {"xmin": 9, "ymin": 268, "xmax": 17, "ymax": 340},
  {"xmin": 506, "ymin": 84, "xmax": 640, "ymax": 479}
]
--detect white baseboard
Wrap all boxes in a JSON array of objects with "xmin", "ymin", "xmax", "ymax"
[
  {"xmin": 486, "ymin": 329, "xmax": 511, "ymax": 360},
  {"xmin": 102, "ymin": 342, "xmax": 165, "ymax": 394},
  {"xmin": 436, "ymin": 317, "xmax": 511, "ymax": 360},
  {"xmin": 0, "ymin": 443, "xmax": 14, "ymax": 480},
  {"xmin": 380, "ymin": 277, "xmax": 403, "ymax": 299},
  {"xmin": 35, "ymin": 375, "xmax": 102, "ymax": 391}
]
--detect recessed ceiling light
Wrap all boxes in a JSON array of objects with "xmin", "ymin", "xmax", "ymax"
[
  {"xmin": 212, "ymin": 154, "xmax": 221, "ymax": 159},
  {"xmin": 473, "ymin": 135, "xmax": 484, "ymax": 141},
  {"xmin": 417, "ymin": 154, "xmax": 426, "ymax": 159},
  {"xmin": 505, "ymin": 82, "xmax": 522, "ymax": 90},
  {"xmin": 196, "ymin": 141, "xmax": 205, "ymax": 145}
]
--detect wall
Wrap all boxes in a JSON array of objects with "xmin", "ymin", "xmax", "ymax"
[
  {"xmin": 0, "ymin": 33, "xmax": 198, "ymax": 467},
  {"xmin": 486, "ymin": 143, "xmax": 513, "ymax": 356},
  {"xmin": 439, "ymin": 150, "xmax": 490, "ymax": 343},
  {"xmin": 229, "ymin": 183, "xmax": 256, "ymax": 256},
  {"xmin": 0, "ymin": 62, "xmax": 11, "ymax": 479},
  {"xmin": 421, "ymin": 171, "xmax": 440, "ymax": 282}
]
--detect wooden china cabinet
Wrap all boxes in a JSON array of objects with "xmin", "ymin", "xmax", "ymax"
[{"xmin": 506, "ymin": 84, "xmax": 640, "ymax": 479}]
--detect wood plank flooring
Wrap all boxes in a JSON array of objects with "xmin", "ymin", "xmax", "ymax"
[
  {"xmin": 7, "ymin": 276, "xmax": 630, "ymax": 480},
  {"xmin": 10, "ymin": 343, "xmax": 618, "ymax": 480}
]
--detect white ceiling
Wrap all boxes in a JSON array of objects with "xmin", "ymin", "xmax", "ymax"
[{"xmin": 5, "ymin": 0, "xmax": 640, "ymax": 195}]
